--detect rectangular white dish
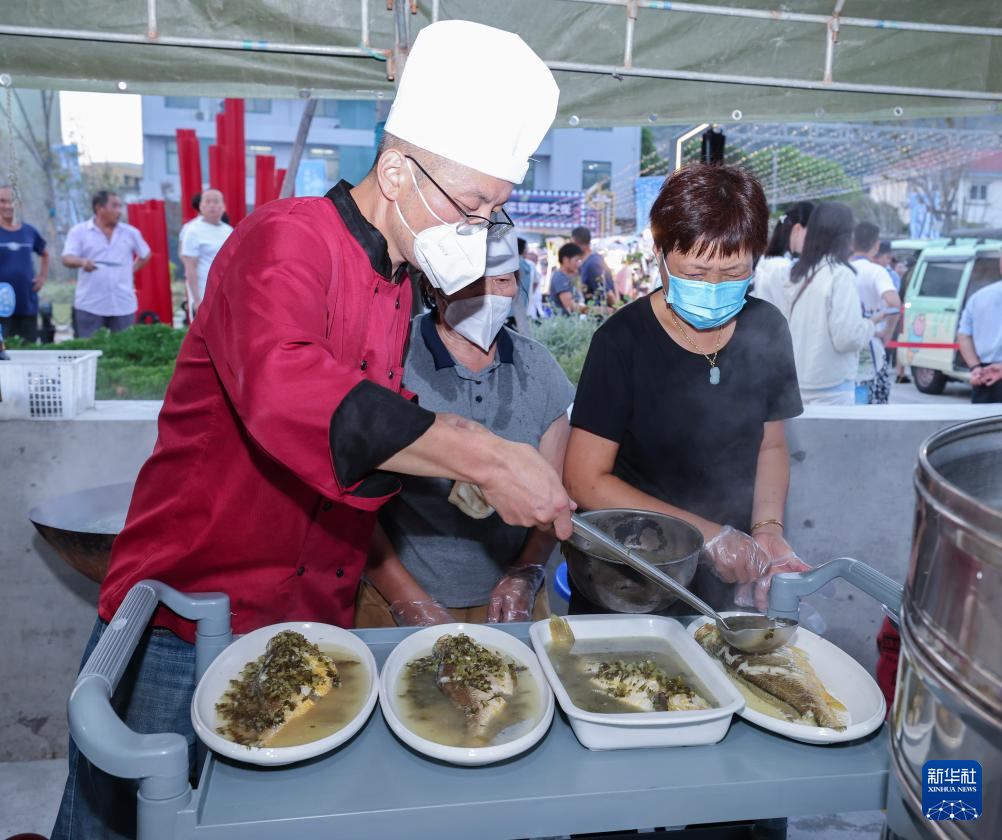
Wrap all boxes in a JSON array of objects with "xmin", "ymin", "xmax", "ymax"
[{"xmin": 529, "ymin": 614, "xmax": 744, "ymax": 750}]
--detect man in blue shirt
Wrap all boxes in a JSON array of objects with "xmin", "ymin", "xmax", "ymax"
[
  {"xmin": 958, "ymin": 255, "xmax": 1002, "ymax": 403},
  {"xmin": 571, "ymin": 225, "xmax": 615, "ymax": 306},
  {"xmin": 0, "ymin": 185, "xmax": 49, "ymax": 343}
]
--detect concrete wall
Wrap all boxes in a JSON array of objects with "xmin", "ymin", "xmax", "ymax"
[
  {"xmin": 1, "ymin": 400, "xmax": 999, "ymax": 761},
  {"xmin": 0, "ymin": 403, "xmax": 159, "ymax": 761}
]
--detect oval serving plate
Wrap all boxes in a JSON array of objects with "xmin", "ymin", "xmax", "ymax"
[
  {"xmin": 378, "ymin": 623, "xmax": 554, "ymax": 766},
  {"xmin": 191, "ymin": 621, "xmax": 379, "ymax": 766},
  {"xmin": 687, "ymin": 613, "xmax": 885, "ymax": 744}
]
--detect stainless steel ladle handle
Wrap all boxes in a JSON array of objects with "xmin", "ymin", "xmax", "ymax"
[{"xmin": 570, "ymin": 513, "xmax": 722, "ymax": 623}]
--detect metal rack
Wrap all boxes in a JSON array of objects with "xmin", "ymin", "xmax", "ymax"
[{"xmin": 70, "ymin": 581, "xmax": 890, "ymax": 840}]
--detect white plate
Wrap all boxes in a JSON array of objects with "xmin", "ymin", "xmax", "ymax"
[
  {"xmin": 191, "ymin": 622, "xmax": 379, "ymax": 766},
  {"xmin": 529, "ymin": 614, "xmax": 745, "ymax": 750},
  {"xmin": 378, "ymin": 623, "xmax": 554, "ymax": 766},
  {"xmin": 687, "ymin": 614, "xmax": 886, "ymax": 744}
]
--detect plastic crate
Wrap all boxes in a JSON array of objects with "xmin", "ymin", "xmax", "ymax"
[{"xmin": 0, "ymin": 349, "xmax": 103, "ymax": 419}]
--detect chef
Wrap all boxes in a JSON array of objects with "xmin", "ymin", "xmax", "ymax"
[{"xmin": 53, "ymin": 21, "xmax": 566, "ymax": 840}]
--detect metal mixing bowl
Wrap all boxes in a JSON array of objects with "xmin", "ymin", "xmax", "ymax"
[{"xmin": 562, "ymin": 509, "xmax": 704, "ymax": 613}]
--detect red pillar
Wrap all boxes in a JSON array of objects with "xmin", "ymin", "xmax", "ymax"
[
  {"xmin": 254, "ymin": 154, "xmax": 276, "ymax": 209},
  {"xmin": 208, "ymin": 145, "xmax": 223, "ymax": 192},
  {"xmin": 129, "ymin": 200, "xmax": 173, "ymax": 326},
  {"xmin": 176, "ymin": 129, "xmax": 202, "ymax": 223},
  {"xmin": 275, "ymin": 168, "xmax": 288, "ymax": 198},
  {"xmin": 224, "ymin": 99, "xmax": 247, "ymax": 224}
]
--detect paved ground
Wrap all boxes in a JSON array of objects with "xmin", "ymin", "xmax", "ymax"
[{"xmin": 889, "ymin": 378, "xmax": 972, "ymax": 404}]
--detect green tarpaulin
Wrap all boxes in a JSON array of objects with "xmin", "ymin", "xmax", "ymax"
[{"xmin": 0, "ymin": 0, "xmax": 1000, "ymax": 124}]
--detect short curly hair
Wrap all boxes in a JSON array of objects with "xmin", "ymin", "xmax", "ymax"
[{"xmin": 649, "ymin": 163, "xmax": 769, "ymax": 261}]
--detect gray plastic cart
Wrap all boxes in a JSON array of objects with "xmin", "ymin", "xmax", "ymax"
[{"xmin": 70, "ymin": 581, "xmax": 889, "ymax": 839}]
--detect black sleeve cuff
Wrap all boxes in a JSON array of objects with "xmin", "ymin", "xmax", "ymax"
[{"xmin": 331, "ymin": 380, "xmax": 435, "ymax": 491}]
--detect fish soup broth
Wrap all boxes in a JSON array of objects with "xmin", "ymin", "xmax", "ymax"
[
  {"xmin": 397, "ymin": 650, "xmax": 540, "ymax": 748},
  {"xmin": 548, "ymin": 636, "xmax": 717, "ymax": 714},
  {"xmin": 265, "ymin": 647, "xmax": 368, "ymax": 748}
]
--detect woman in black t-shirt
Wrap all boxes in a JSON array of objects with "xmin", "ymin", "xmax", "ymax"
[{"xmin": 564, "ymin": 163, "xmax": 807, "ymax": 613}]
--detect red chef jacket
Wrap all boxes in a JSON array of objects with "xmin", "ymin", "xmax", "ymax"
[{"xmin": 99, "ymin": 182, "xmax": 434, "ymax": 643}]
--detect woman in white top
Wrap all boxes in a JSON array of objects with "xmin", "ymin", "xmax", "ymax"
[
  {"xmin": 751, "ymin": 200, "xmax": 814, "ymax": 311},
  {"xmin": 781, "ymin": 202, "xmax": 883, "ymax": 405}
]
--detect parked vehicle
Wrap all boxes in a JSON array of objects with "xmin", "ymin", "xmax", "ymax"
[{"xmin": 899, "ymin": 238, "xmax": 1002, "ymax": 394}]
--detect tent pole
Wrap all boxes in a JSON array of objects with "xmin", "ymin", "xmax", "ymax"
[
  {"xmin": 0, "ymin": 24, "xmax": 382, "ymax": 59},
  {"xmin": 280, "ymin": 98, "xmax": 318, "ymax": 199},
  {"xmin": 432, "ymin": 0, "xmax": 440, "ymax": 23},
  {"xmin": 823, "ymin": 0, "xmax": 845, "ymax": 83},
  {"xmin": 546, "ymin": 60, "xmax": 1002, "ymax": 102},
  {"xmin": 146, "ymin": 0, "xmax": 158, "ymax": 40},
  {"xmin": 559, "ymin": 0, "xmax": 1002, "ymax": 38},
  {"xmin": 361, "ymin": 0, "xmax": 369, "ymax": 47},
  {"xmin": 623, "ymin": 0, "xmax": 637, "ymax": 69}
]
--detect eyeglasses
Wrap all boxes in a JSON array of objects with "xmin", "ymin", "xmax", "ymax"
[{"xmin": 405, "ymin": 155, "xmax": 514, "ymax": 239}]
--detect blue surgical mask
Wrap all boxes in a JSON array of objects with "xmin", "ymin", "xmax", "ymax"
[{"xmin": 661, "ymin": 255, "xmax": 752, "ymax": 330}]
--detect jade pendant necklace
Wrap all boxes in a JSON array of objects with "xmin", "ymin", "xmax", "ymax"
[{"xmin": 668, "ymin": 305, "xmax": 724, "ymax": 384}]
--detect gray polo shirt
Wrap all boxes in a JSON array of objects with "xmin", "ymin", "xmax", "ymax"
[{"xmin": 378, "ymin": 313, "xmax": 575, "ymax": 607}]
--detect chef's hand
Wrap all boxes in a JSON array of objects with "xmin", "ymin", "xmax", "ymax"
[
  {"xmin": 704, "ymin": 526, "xmax": 771, "ymax": 584},
  {"xmin": 32, "ymin": 274, "xmax": 46, "ymax": 293},
  {"xmin": 753, "ymin": 530, "xmax": 797, "ymax": 566},
  {"xmin": 479, "ymin": 441, "xmax": 575, "ymax": 541},
  {"xmin": 737, "ymin": 534, "xmax": 812, "ymax": 611},
  {"xmin": 81, "ymin": 259, "xmax": 97, "ymax": 272},
  {"xmin": 389, "ymin": 598, "xmax": 454, "ymax": 627},
  {"xmin": 486, "ymin": 564, "xmax": 546, "ymax": 623}
]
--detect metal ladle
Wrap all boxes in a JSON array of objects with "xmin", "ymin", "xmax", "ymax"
[{"xmin": 570, "ymin": 514, "xmax": 797, "ymax": 654}]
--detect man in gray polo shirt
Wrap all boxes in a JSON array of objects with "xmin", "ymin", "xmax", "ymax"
[{"xmin": 358, "ymin": 229, "xmax": 575, "ymax": 626}]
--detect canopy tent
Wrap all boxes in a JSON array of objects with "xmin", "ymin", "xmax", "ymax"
[{"xmin": 0, "ymin": 0, "xmax": 1001, "ymax": 125}]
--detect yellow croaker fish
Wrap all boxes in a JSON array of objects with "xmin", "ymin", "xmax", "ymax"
[
  {"xmin": 585, "ymin": 659, "xmax": 712, "ymax": 712},
  {"xmin": 549, "ymin": 616, "xmax": 710, "ymax": 712},
  {"xmin": 413, "ymin": 634, "xmax": 518, "ymax": 740},
  {"xmin": 694, "ymin": 623, "xmax": 847, "ymax": 730},
  {"xmin": 215, "ymin": 630, "xmax": 340, "ymax": 746}
]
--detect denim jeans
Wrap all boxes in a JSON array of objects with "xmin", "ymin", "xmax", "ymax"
[{"xmin": 51, "ymin": 618, "xmax": 197, "ymax": 840}]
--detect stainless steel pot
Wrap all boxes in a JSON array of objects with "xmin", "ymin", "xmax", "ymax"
[
  {"xmin": 562, "ymin": 509, "xmax": 703, "ymax": 613},
  {"xmin": 889, "ymin": 417, "xmax": 1002, "ymax": 839}
]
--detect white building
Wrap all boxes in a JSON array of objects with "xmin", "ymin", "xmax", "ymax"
[
  {"xmin": 139, "ymin": 96, "xmax": 384, "ymax": 203},
  {"xmin": 527, "ymin": 127, "xmax": 640, "ymax": 226},
  {"xmin": 956, "ymin": 151, "xmax": 1002, "ymax": 229},
  {"xmin": 140, "ymin": 96, "xmax": 640, "ymax": 226}
]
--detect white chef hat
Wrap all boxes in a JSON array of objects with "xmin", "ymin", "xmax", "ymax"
[
  {"xmin": 484, "ymin": 227, "xmax": 520, "ymax": 276},
  {"xmin": 384, "ymin": 20, "xmax": 559, "ymax": 184}
]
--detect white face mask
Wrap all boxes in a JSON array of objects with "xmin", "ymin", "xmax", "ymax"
[
  {"xmin": 443, "ymin": 294, "xmax": 512, "ymax": 352},
  {"xmin": 395, "ymin": 160, "xmax": 488, "ymax": 295}
]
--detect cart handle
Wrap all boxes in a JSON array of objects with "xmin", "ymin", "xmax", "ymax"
[
  {"xmin": 768, "ymin": 557, "xmax": 903, "ymax": 621},
  {"xmin": 68, "ymin": 580, "xmax": 231, "ymax": 801}
]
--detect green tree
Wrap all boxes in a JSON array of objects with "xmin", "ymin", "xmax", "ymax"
[{"xmin": 640, "ymin": 127, "xmax": 671, "ymax": 177}]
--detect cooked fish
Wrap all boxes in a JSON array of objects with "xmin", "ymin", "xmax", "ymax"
[
  {"xmin": 416, "ymin": 634, "xmax": 517, "ymax": 738},
  {"xmin": 694, "ymin": 623, "xmax": 847, "ymax": 730},
  {"xmin": 585, "ymin": 659, "xmax": 712, "ymax": 712},
  {"xmin": 216, "ymin": 630, "xmax": 340, "ymax": 746}
]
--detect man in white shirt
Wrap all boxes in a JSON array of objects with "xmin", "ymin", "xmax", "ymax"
[
  {"xmin": 62, "ymin": 191, "xmax": 151, "ymax": 337},
  {"xmin": 851, "ymin": 222, "xmax": 901, "ymax": 404},
  {"xmin": 180, "ymin": 189, "xmax": 232, "ymax": 314},
  {"xmin": 958, "ymin": 255, "xmax": 1002, "ymax": 404}
]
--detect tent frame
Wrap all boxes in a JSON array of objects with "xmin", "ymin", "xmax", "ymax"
[{"xmin": 1, "ymin": 0, "xmax": 1001, "ymax": 102}]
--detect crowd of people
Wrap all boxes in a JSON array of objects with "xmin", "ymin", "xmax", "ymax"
[
  {"xmin": 47, "ymin": 21, "xmax": 825, "ymax": 838},
  {"xmin": 0, "ymin": 184, "xmax": 234, "ymax": 345}
]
